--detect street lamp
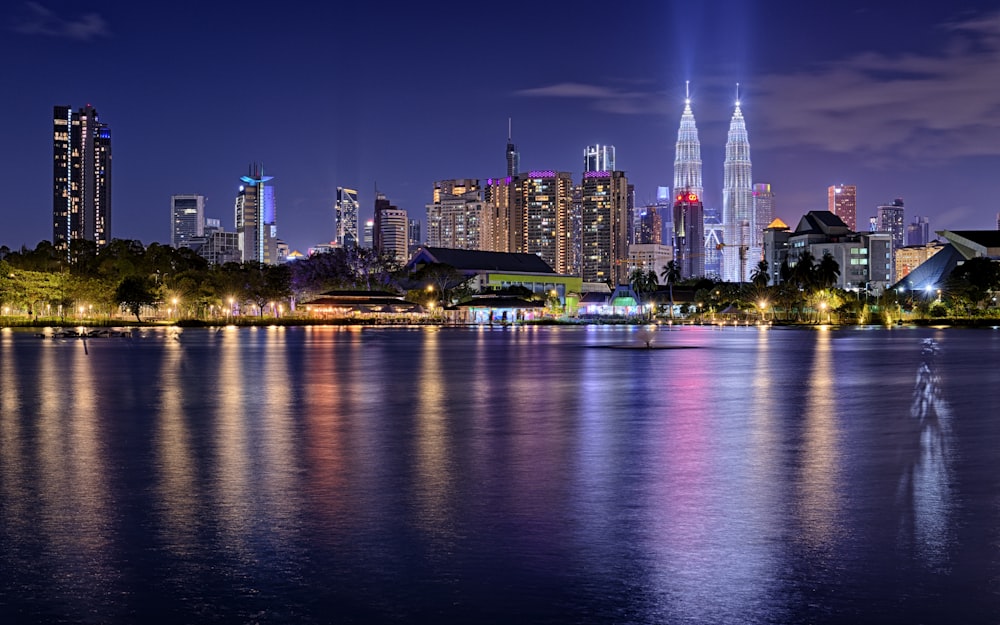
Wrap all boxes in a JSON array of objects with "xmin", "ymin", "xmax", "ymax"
[
  {"xmin": 819, "ymin": 300, "xmax": 828, "ymax": 324},
  {"xmin": 758, "ymin": 300, "xmax": 768, "ymax": 322}
]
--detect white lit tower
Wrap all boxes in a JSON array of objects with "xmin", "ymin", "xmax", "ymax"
[
  {"xmin": 673, "ymin": 81, "xmax": 703, "ymax": 200},
  {"xmin": 722, "ymin": 86, "xmax": 753, "ymax": 282}
]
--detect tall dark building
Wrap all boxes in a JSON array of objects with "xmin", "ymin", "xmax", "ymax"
[
  {"xmin": 672, "ymin": 190, "xmax": 705, "ymax": 279},
  {"xmin": 506, "ymin": 119, "xmax": 520, "ymax": 178},
  {"xmin": 53, "ymin": 105, "xmax": 112, "ymax": 253}
]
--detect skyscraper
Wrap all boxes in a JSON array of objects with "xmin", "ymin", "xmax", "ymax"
[
  {"xmin": 581, "ymin": 170, "xmax": 629, "ymax": 284},
  {"xmin": 583, "ymin": 144, "xmax": 616, "ymax": 173},
  {"xmin": 506, "ymin": 119, "xmax": 520, "ymax": 178},
  {"xmin": 374, "ymin": 192, "xmax": 409, "ymax": 262},
  {"xmin": 828, "ymin": 184, "xmax": 857, "ymax": 231},
  {"xmin": 672, "ymin": 190, "xmax": 705, "ymax": 279},
  {"xmin": 518, "ymin": 171, "xmax": 573, "ymax": 274},
  {"xmin": 171, "ymin": 194, "xmax": 205, "ymax": 248},
  {"xmin": 877, "ymin": 198, "xmax": 906, "ymax": 249},
  {"xmin": 235, "ymin": 164, "xmax": 279, "ymax": 264},
  {"xmin": 752, "ymin": 183, "xmax": 774, "ymax": 254},
  {"xmin": 425, "ymin": 179, "xmax": 488, "ymax": 250},
  {"xmin": 53, "ymin": 104, "xmax": 112, "ymax": 253},
  {"xmin": 335, "ymin": 187, "xmax": 359, "ymax": 247},
  {"xmin": 906, "ymin": 216, "xmax": 930, "ymax": 246},
  {"xmin": 722, "ymin": 92, "xmax": 753, "ymax": 282},
  {"xmin": 673, "ymin": 82, "xmax": 703, "ymax": 200}
]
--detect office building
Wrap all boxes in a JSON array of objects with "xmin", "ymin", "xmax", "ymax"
[
  {"xmin": 635, "ymin": 204, "xmax": 663, "ymax": 245},
  {"xmin": 628, "ymin": 243, "xmax": 672, "ymax": 276},
  {"xmin": 673, "ymin": 82, "xmax": 703, "ymax": 200},
  {"xmin": 377, "ymin": 207, "xmax": 409, "ymax": 263},
  {"xmin": 408, "ymin": 218, "xmax": 421, "ymax": 250},
  {"xmin": 722, "ymin": 94, "xmax": 754, "ymax": 282},
  {"xmin": 752, "ymin": 183, "xmax": 774, "ymax": 253},
  {"xmin": 506, "ymin": 119, "xmax": 520, "ymax": 178},
  {"xmin": 877, "ymin": 198, "xmax": 906, "ymax": 249},
  {"xmin": 828, "ymin": 184, "xmax": 857, "ymax": 231},
  {"xmin": 895, "ymin": 241, "xmax": 946, "ymax": 283},
  {"xmin": 672, "ymin": 190, "xmax": 705, "ymax": 279},
  {"xmin": 703, "ymin": 206, "xmax": 724, "ymax": 280},
  {"xmin": 581, "ymin": 170, "xmax": 629, "ymax": 284},
  {"xmin": 53, "ymin": 104, "xmax": 112, "ymax": 253},
  {"xmin": 235, "ymin": 163, "xmax": 279, "ymax": 264},
  {"xmin": 171, "ymin": 194, "xmax": 205, "ymax": 248},
  {"xmin": 335, "ymin": 187, "xmax": 359, "ymax": 247},
  {"xmin": 363, "ymin": 219, "xmax": 374, "ymax": 248}
]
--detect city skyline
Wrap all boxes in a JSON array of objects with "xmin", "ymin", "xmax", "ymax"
[{"xmin": 3, "ymin": 1, "xmax": 999, "ymax": 254}]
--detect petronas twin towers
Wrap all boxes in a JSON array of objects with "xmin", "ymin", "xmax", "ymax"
[{"xmin": 673, "ymin": 83, "xmax": 756, "ymax": 282}]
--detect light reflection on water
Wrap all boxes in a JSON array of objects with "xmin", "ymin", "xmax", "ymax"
[{"xmin": 0, "ymin": 325, "xmax": 998, "ymax": 623}]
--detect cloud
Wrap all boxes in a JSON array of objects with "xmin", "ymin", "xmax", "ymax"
[
  {"xmin": 514, "ymin": 81, "xmax": 667, "ymax": 115},
  {"xmin": 752, "ymin": 10, "xmax": 1000, "ymax": 164},
  {"xmin": 12, "ymin": 2, "xmax": 109, "ymax": 41}
]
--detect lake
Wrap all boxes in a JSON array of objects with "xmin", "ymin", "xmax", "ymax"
[{"xmin": 1, "ymin": 324, "xmax": 1000, "ymax": 623}]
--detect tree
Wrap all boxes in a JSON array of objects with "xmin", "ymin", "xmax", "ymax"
[
  {"xmin": 816, "ymin": 252, "xmax": 841, "ymax": 290},
  {"xmin": 115, "ymin": 275, "xmax": 157, "ymax": 322},
  {"xmin": 660, "ymin": 261, "xmax": 681, "ymax": 318},
  {"xmin": 750, "ymin": 259, "xmax": 769, "ymax": 288},
  {"xmin": 791, "ymin": 250, "xmax": 816, "ymax": 291}
]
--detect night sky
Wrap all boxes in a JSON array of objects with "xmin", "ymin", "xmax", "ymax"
[{"xmin": 2, "ymin": 0, "xmax": 999, "ymax": 254}]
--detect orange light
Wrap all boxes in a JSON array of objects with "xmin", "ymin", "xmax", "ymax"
[{"xmin": 688, "ymin": 193, "xmax": 699, "ymax": 202}]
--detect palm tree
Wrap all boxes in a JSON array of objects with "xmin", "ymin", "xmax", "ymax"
[
  {"xmin": 629, "ymin": 268, "xmax": 659, "ymax": 318},
  {"xmin": 816, "ymin": 252, "xmax": 840, "ymax": 290},
  {"xmin": 750, "ymin": 259, "xmax": 769, "ymax": 288},
  {"xmin": 660, "ymin": 260, "xmax": 681, "ymax": 319},
  {"xmin": 792, "ymin": 250, "xmax": 816, "ymax": 291}
]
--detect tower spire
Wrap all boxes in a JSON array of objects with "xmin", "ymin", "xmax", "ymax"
[
  {"xmin": 685, "ymin": 80, "xmax": 690, "ymax": 103},
  {"xmin": 674, "ymin": 82, "xmax": 702, "ymax": 201}
]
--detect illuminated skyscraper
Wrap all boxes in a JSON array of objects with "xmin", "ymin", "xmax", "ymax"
[
  {"xmin": 335, "ymin": 187, "xmax": 359, "ymax": 247},
  {"xmin": 235, "ymin": 164, "xmax": 278, "ymax": 264},
  {"xmin": 672, "ymin": 190, "xmax": 705, "ymax": 279},
  {"xmin": 426, "ymin": 179, "xmax": 487, "ymax": 250},
  {"xmin": 722, "ymin": 91, "xmax": 753, "ymax": 282},
  {"xmin": 53, "ymin": 104, "xmax": 112, "ymax": 254},
  {"xmin": 673, "ymin": 82, "xmax": 703, "ymax": 200},
  {"xmin": 584, "ymin": 144, "xmax": 616, "ymax": 173},
  {"xmin": 518, "ymin": 171, "xmax": 573, "ymax": 274},
  {"xmin": 506, "ymin": 119, "xmax": 520, "ymax": 178},
  {"xmin": 752, "ymin": 183, "xmax": 774, "ymax": 253},
  {"xmin": 581, "ymin": 170, "xmax": 629, "ymax": 284},
  {"xmin": 877, "ymin": 198, "xmax": 905, "ymax": 249},
  {"xmin": 828, "ymin": 184, "xmax": 857, "ymax": 231},
  {"xmin": 171, "ymin": 194, "xmax": 205, "ymax": 248}
]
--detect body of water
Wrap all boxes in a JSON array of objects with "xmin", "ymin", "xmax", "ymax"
[{"xmin": 2, "ymin": 324, "xmax": 1000, "ymax": 623}]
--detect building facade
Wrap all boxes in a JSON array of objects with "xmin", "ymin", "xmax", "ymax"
[
  {"xmin": 673, "ymin": 83, "xmax": 703, "ymax": 200},
  {"xmin": 171, "ymin": 194, "xmax": 205, "ymax": 249},
  {"xmin": 235, "ymin": 164, "xmax": 279, "ymax": 264},
  {"xmin": 53, "ymin": 105, "xmax": 112, "ymax": 253},
  {"xmin": 584, "ymin": 144, "xmax": 616, "ymax": 173},
  {"xmin": 335, "ymin": 187, "xmax": 359, "ymax": 247},
  {"xmin": 581, "ymin": 170, "xmax": 629, "ymax": 284},
  {"xmin": 628, "ymin": 243, "xmax": 672, "ymax": 276},
  {"xmin": 518, "ymin": 171, "xmax": 574, "ymax": 275},
  {"xmin": 906, "ymin": 216, "xmax": 930, "ymax": 246},
  {"xmin": 828, "ymin": 184, "xmax": 857, "ymax": 231},
  {"xmin": 722, "ymin": 97, "xmax": 754, "ymax": 282},
  {"xmin": 425, "ymin": 179, "xmax": 489, "ymax": 250},
  {"xmin": 672, "ymin": 190, "xmax": 705, "ymax": 279},
  {"xmin": 752, "ymin": 183, "xmax": 774, "ymax": 255},
  {"xmin": 377, "ymin": 207, "xmax": 409, "ymax": 263}
]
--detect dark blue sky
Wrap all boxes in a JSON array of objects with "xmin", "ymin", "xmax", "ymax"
[{"xmin": 3, "ymin": 0, "xmax": 999, "ymax": 253}]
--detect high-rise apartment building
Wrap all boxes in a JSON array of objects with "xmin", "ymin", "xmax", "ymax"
[
  {"xmin": 171, "ymin": 194, "xmax": 205, "ymax": 248},
  {"xmin": 53, "ymin": 104, "xmax": 112, "ymax": 253},
  {"xmin": 722, "ymin": 95, "xmax": 753, "ymax": 282},
  {"xmin": 635, "ymin": 204, "xmax": 663, "ymax": 245},
  {"xmin": 425, "ymin": 179, "xmax": 489, "ymax": 250},
  {"xmin": 877, "ymin": 198, "xmax": 906, "ymax": 249},
  {"xmin": 581, "ymin": 170, "xmax": 629, "ymax": 284},
  {"xmin": 828, "ymin": 184, "xmax": 857, "ymax": 231},
  {"xmin": 484, "ymin": 177, "xmax": 513, "ymax": 253},
  {"xmin": 583, "ymin": 144, "xmax": 616, "ymax": 173},
  {"xmin": 235, "ymin": 164, "xmax": 279, "ymax": 264},
  {"xmin": 673, "ymin": 83, "xmax": 703, "ymax": 200},
  {"xmin": 335, "ymin": 187, "xmax": 359, "ymax": 247},
  {"xmin": 673, "ymin": 190, "xmax": 705, "ymax": 279},
  {"xmin": 518, "ymin": 171, "xmax": 573, "ymax": 274}
]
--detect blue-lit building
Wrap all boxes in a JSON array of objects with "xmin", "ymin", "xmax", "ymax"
[{"xmin": 235, "ymin": 163, "xmax": 280, "ymax": 264}]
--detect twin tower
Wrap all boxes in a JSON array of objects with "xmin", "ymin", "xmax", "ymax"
[{"xmin": 673, "ymin": 82, "xmax": 759, "ymax": 283}]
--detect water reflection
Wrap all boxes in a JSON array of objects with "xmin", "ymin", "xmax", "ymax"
[{"xmin": 898, "ymin": 338, "xmax": 952, "ymax": 566}]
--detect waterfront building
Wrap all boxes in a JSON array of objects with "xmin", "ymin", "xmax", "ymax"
[
  {"xmin": 374, "ymin": 193, "xmax": 408, "ymax": 263},
  {"xmin": 763, "ymin": 210, "xmax": 891, "ymax": 292},
  {"xmin": 722, "ymin": 92, "xmax": 754, "ymax": 282},
  {"xmin": 828, "ymin": 184, "xmax": 857, "ymax": 231},
  {"xmin": 581, "ymin": 170, "xmax": 630, "ymax": 284},
  {"xmin": 895, "ymin": 240, "xmax": 947, "ymax": 283},
  {"xmin": 517, "ymin": 171, "xmax": 574, "ymax": 275},
  {"xmin": 892, "ymin": 230, "xmax": 1000, "ymax": 292},
  {"xmin": 53, "ymin": 104, "xmax": 112, "ymax": 254},
  {"xmin": 335, "ymin": 187, "xmax": 359, "ymax": 247},
  {"xmin": 171, "ymin": 194, "xmax": 205, "ymax": 249},
  {"xmin": 235, "ymin": 164, "xmax": 280, "ymax": 264},
  {"xmin": 584, "ymin": 144, "xmax": 616, "ymax": 173},
  {"xmin": 906, "ymin": 216, "xmax": 930, "ymax": 246},
  {"xmin": 673, "ymin": 82, "xmax": 703, "ymax": 200},
  {"xmin": 672, "ymin": 190, "xmax": 704, "ymax": 279}
]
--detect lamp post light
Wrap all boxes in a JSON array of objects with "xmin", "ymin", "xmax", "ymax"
[
  {"xmin": 819, "ymin": 300, "xmax": 828, "ymax": 324},
  {"xmin": 758, "ymin": 300, "xmax": 768, "ymax": 323}
]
